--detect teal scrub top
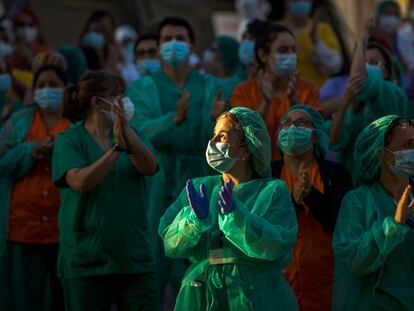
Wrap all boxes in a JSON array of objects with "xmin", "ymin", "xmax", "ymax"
[
  {"xmin": 221, "ymin": 66, "xmax": 248, "ymax": 100},
  {"xmin": 333, "ymin": 182, "xmax": 414, "ymax": 310},
  {"xmin": 52, "ymin": 123, "xmax": 155, "ymax": 278},
  {"xmin": 159, "ymin": 175, "xmax": 298, "ymax": 311}
]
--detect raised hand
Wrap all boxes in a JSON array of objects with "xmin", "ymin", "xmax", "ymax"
[
  {"xmin": 186, "ymin": 180, "xmax": 209, "ymax": 220},
  {"xmin": 219, "ymin": 179, "xmax": 235, "ymax": 215},
  {"xmin": 211, "ymin": 89, "xmax": 227, "ymax": 120},
  {"xmin": 395, "ymin": 185, "xmax": 414, "ymax": 225},
  {"xmin": 343, "ymin": 75, "xmax": 365, "ymax": 104},
  {"xmin": 173, "ymin": 90, "xmax": 190, "ymax": 125}
]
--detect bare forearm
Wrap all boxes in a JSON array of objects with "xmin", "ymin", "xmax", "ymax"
[
  {"xmin": 351, "ymin": 38, "xmax": 366, "ymax": 78},
  {"xmin": 124, "ymin": 127, "xmax": 158, "ymax": 175},
  {"xmin": 329, "ymin": 99, "xmax": 348, "ymax": 145},
  {"xmin": 66, "ymin": 148, "xmax": 120, "ymax": 192}
]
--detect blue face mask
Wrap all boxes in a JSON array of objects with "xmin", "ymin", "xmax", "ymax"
[
  {"xmin": 82, "ymin": 31, "xmax": 105, "ymax": 49},
  {"xmin": 0, "ymin": 42, "xmax": 13, "ymax": 58},
  {"xmin": 160, "ymin": 40, "xmax": 190, "ymax": 67},
  {"xmin": 206, "ymin": 140, "xmax": 245, "ymax": 173},
  {"xmin": 34, "ymin": 88, "xmax": 64, "ymax": 110},
  {"xmin": 136, "ymin": 59, "xmax": 161, "ymax": 76},
  {"xmin": 278, "ymin": 126, "xmax": 313, "ymax": 155},
  {"xmin": 290, "ymin": 0, "xmax": 312, "ymax": 18},
  {"xmin": 0, "ymin": 73, "xmax": 12, "ymax": 93},
  {"xmin": 238, "ymin": 39, "xmax": 255, "ymax": 66},
  {"xmin": 273, "ymin": 54, "xmax": 297, "ymax": 76},
  {"xmin": 366, "ymin": 63, "xmax": 384, "ymax": 80},
  {"xmin": 385, "ymin": 148, "xmax": 414, "ymax": 178}
]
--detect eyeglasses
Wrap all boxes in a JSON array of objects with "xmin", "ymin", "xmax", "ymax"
[
  {"xmin": 280, "ymin": 117, "xmax": 314, "ymax": 129},
  {"xmin": 136, "ymin": 48, "xmax": 158, "ymax": 58}
]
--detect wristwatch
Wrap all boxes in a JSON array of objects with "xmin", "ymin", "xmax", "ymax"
[{"xmin": 112, "ymin": 143, "xmax": 130, "ymax": 153}]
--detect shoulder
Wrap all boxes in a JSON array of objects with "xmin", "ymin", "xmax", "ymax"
[
  {"xmin": 8, "ymin": 104, "xmax": 36, "ymax": 121},
  {"xmin": 190, "ymin": 175, "xmax": 222, "ymax": 189},
  {"xmin": 235, "ymin": 78, "xmax": 258, "ymax": 91},
  {"xmin": 55, "ymin": 122, "xmax": 84, "ymax": 144},
  {"xmin": 128, "ymin": 75, "xmax": 156, "ymax": 90},
  {"xmin": 258, "ymin": 177, "xmax": 290, "ymax": 195},
  {"xmin": 297, "ymin": 78, "xmax": 319, "ymax": 92},
  {"xmin": 342, "ymin": 184, "xmax": 374, "ymax": 207}
]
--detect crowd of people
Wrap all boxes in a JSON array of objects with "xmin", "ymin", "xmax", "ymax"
[{"xmin": 0, "ymin": 0, "xmax": 414, "ymax": 310}]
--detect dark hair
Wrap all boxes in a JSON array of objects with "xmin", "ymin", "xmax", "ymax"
[
  {"xmin": 81, "ymin": 9, "xmax": 116, "ymax": 36},
  {"xmin": 134, "ymin": 33, "xmax": 158, "ymax": 53},
  {"xmin": 32, "ymin": 64, "xmax": 69, "ymax": 89},
  {"xmin": 156, "ymin": 17, "xmax": 195, "ymax": 44},
  {"xmin": 367, "ymin": 42, "xmax": 393, "ymax": 81},
  {"xmin": 62, "ymin": 71, "xmax": 126, "ymax": 123},
  {"xmin": 246, "ymin": 19, "xmax": 271, "ymax": 41},
  {"xmin": 255, "ymin": 22, "xmax": 295, "ymax": 69}
]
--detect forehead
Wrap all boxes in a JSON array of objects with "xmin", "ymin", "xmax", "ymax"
[
  {"xmin": 160, "ymin": 25, "xmax": 189, "ymax": 38},
  {"xmin": 287, "ymin": 110, "xmax": 311, "ymax": 121},
  {"xmin": 136, "ymin": 39, "xmax": 157, "ymax": 50},
  {"xmin": 214, "ymin": 117, "xmax": 243, "ymax": 135},
  {"xmin": 389, "ymin": 125, "xmax": 414, "ymax": 143},
  {"xmin": 272, "ymin": 32, "xmax": 295, "ymax": 46},
  {"xmin": 367, "ymin": 48, "xmax": 385, "ymax": 61}
]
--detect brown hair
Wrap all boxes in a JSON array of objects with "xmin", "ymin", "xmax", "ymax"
[
  {"xmin": 62, "ymin": 71, "xmax": 126, "ymax": 123},
  {"xmin": 216, "ymin": 112, "xmax": 242, "ymax": 130}
]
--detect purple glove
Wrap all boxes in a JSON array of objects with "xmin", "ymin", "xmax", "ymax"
[
  {"xmin": 186, "ymin": 180, "xmax": 209, "ymax": 220},
  {"xmin": 219, "ymin": 180, "xmax": 234, "ymax": 215}
]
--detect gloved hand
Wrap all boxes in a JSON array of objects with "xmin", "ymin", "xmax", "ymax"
[
  {"xmin": 219, "ymin": 179, "xmax": 234, "ymax": 215},
  {"xmin": 186, "ymin": 180, "xmax": 209, "ymax": 220}
]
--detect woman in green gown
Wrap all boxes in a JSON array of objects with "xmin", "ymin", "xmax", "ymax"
[{"xmin": 159, "ymin": 107, "xmax": 298, "ymax": 310}]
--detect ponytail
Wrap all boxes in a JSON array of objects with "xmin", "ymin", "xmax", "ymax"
[{"xmin": 62, "ymin": 85, "xmax": 82, "ymax": 123}]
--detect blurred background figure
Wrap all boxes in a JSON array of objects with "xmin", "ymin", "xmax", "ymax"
[
  {"xmin": 115, "ymin": 24, "xmax": 139, "ymax": 84},
  {"xmin": 134, "ymin": 33, "xmax": 160, "ymax": 77}
]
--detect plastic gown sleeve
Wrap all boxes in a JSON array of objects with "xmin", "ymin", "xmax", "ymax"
[
  {"xmin": 0, "ymin": 117, "xmax": 36, "ymax": 179},
  {"xmin": 159, "ymin": 186, "xmax": 213, "ymax": 259},
  {"xmin": 126, "ymin": 77, "xmax": 177, "ymax": 147},
  {"xmin": 333, "ymin": 192, "xmax": 409, "ymax": 277},
  {"xmin": 218, "ymin": 182, "xmax": 298, "ymax": 261}
]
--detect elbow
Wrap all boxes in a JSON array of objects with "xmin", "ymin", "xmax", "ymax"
[
  {"xmin": 141, "ymin": 162, "xmax": 158, "ymax": 176},
  {"xmin": 69, "ymin": 179, "xmax": 94, "ymax": 193}
]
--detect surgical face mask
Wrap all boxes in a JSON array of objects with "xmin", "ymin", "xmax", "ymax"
[
  {"xmin": 160, "ymin": 40, "xmax": 190, "ymax": 68},
  {"xmin": 385, "ymin": 148, "xmax": 414, "ymax": 178},
  {"xmin": 238, "ymin": 39, "xmax": 255, "ymax": 66},
  {"xmin": 82, "ymin": 31, "xmax": 105, "ymax": 49},
  {"xmin": 0, "ymin": 73, "xmax": 12, "ymax": 93},
  {"xmin": 366, "ymin": 63, "xmax": 384, "ymax": 80},
  {"xmin": 290, "ymin": 0, "xmax": 312, "ymax": 18},
  {"xmin": 136, "ymin": 59, "xmax": 161, "ymax": 76},
  {"xmin": 273, "ymin": 53, "xmax": 297, "ymax": 77},
  {"xmin": 16, "ymin": 26, "xmax": 38, "ymax": 43},
  {"xmin": 379, "ymin": 15, "xmax": 400, "ymax": 35},
  {"xmin": 34, "ymin": 88, "xmax": 64, "ymax": 110},
  {"xmin": 0, "ymin": 42, "xmax": 13, "ymax": 57},
  {"xmin": 278, "ymin": 126, "xmax": 313, "ymax": 156},
  {"xmin": 100, "ymin": 96, "xmax": 135, "ymax": 122},
  {"xmin": 206, "ymin": 140, "xmax": 244, "ymax": 173}
]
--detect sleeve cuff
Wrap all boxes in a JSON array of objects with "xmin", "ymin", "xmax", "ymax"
[{"xmin": 383, "ymin": 216, "xmax": 409, "ymax": 239}]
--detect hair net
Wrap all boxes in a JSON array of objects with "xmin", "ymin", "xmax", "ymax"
[
  {"xmin": 215, "ymin": 36, "xmax": 240, "ymax": 75},
  {"xmin": 354, "ymin": 114, "xmax": 400, "ymax": 185},
  {"xmin": 280, "ymin": 105, "xmax": 329, "ymax": 158},
  {"xmin": 376, "ymin": 0, "xmax": 400, "ymax": 14},
  {"xmin": 230, "ymin": 107, "xmax": 271, "ymax": 177}
]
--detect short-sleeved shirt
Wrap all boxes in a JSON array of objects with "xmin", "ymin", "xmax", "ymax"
[{"xmin": 52, "ymin": 122, "xmax": 155, "ymax": 278}]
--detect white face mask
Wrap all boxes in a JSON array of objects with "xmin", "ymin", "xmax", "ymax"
[
  {"xmin": 385, "ymin": 148, "xmax": 414, "ymax": 178},
  {"xmin": 16, "ymin": 26, "xmax": 38, "ymax": 43},
  {"xmin": 99, "ymin": 96, "xmax": 135, "ymax": 122}
]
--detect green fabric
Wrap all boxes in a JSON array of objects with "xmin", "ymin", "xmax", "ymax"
[
  {"xmin": 331, "ymin": 69, "xmax": 410, "ymax": 182},
  {"xmin": 332, "ymin": 181, "xmax": 413, "ymax": 310},
  {"xmin": 215, "ymin": 36, "xmax": 240, "ymax": 76},
  {"xmin": 353, "ymin": 115, "xmax": 399, "ymax": 185},
  {"xmin": 0, "ymin": 93, "xmax": 23, "ymax": 128},
  {"xmin": 57, "ymin": 45, "xmax": 88, "ymax": 85},
  {"xmin": 51, "ymin": 122, "xmax": 155, "ymax": 278},
  {"xmin": 0, "ymin": 105, "xmax": 37, "ymax": 264},
  {"xmin": 229, "ymin": 107, "xmax": 271, "ymax": 178},
  {"xmin": 284, "ymin": 104, "xmax": 329, "ymax": 158},
  {"xmin": 376, "ymin": 0, "xmax": 400, "ymax": 14},
  {"xmin": 126, "ymin": 70, "xmax": 222, "ymax": 230},
  {"xmin": 62, "ymin": 273, "xmax": 157, "ymax": 311},
  {"xmin": 221, "ymin": 66, "xmax": 247, "ymax": 100},
  {"xmin": 159, "ymin": 175, "xmax": 298, "ymax": 311}
]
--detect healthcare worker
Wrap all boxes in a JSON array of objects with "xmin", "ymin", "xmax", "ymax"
[
  {"xmin": 272, "ymin": 105, "xmax": 352, "ymax": 310},
  {"xmin": 52, "ymin": 71, "xmax": 158, "ymax": 310},
  {"xmin": 159, "ymin": 107, "xmax": 298, "ymax": 310},
  {"xmin": 232, "ymin": 22, "xmax": 320, "ymax": 161},
  {"xmin": 0, "ymin": 64, "xmax": 70, "ymax": 311},
  {"xmin": 126, "ymin": 16, "xmax": 225, "ymax": 304},
  {"xmin": 333, "ymin": 115, "xmax": 414, "ymax": 310},
  {"xmin": 134, "ymin": 33, "xmax": 161, "ymax": 77},
  {"xmin": 329, "ymin": 16, "xmax": 410, "ymax": 182}
]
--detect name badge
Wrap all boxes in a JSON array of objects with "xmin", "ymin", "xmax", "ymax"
[{"xmin": 208, "ymin": 248, "xmax": 236, "ymax": 265}]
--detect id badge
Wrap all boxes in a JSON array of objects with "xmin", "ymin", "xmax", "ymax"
[{"xmin": 208, "ymin": 248, "xmax": 236, "ymax": 265}]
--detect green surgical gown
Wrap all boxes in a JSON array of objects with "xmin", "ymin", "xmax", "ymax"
[
  {"xmin": 332, "ymin": 181, "xmax": 414, "ymax": 310},
  {"xmin": 159, "ymin": 175, "xmax": 298, "ymax": 311}
]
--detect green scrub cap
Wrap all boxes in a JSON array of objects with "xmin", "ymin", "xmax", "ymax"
[
  {"xmin": 354, "ymin": 114, "xmax": 400, "ymax": 185},
  {"xmin": 284, "ymin": 105, "xmax": 329, "ymax": 158},
  {"xmin": 376, "ymin": 1, "xmax": 400, "ymax": 14},
  {"xmin": 230, "ymin": 107, "xmax": 271, "ymax": 178}
]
